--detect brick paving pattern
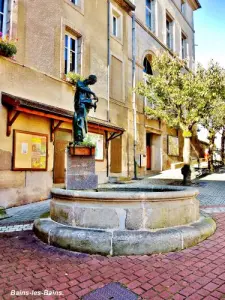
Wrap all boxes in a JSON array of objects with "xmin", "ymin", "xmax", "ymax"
[{"xmin": 0, "ymin": 213, "xmax": 225, "ymax": 299}]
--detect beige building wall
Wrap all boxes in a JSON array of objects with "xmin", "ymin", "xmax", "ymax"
[
  {"xmin": 0, "ymin": 0, "xmax": 200, "ymax": 207},
  {"xmin": 126, "ymin": 0, "xmax": 199, "ymax": 175}
]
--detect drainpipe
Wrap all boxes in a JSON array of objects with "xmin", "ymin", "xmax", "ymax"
[
  {"xmin": 107, "ymin": 0, "xmax": 110, "ymax": 122},
  {"xmin": 106, "ymin": 0, "xmax": 110, "ymax": 179},
  {"xmin": 132, "ymin": 11, "xmax": 137, "ymax": 179}
]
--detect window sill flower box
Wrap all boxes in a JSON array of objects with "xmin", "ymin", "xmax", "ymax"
[
  {"xmin": 69, "ymin": 145, "xmax": 95, "ymax": 156},
  {"xmin": 0, "ymin": 33, "xmax": 17, "ymax": 58}
]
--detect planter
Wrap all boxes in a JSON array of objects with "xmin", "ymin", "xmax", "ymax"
[
  {"xmin": 0, "ymin": 43, "xmax": 17, "ymax": 58},
  {"xmin": 0, "ymin": 50, "xmax": 11, "ymax": 57},
  {"xmin": 69, "ymin": 145, "xmax": 95, "ymax": 156}
]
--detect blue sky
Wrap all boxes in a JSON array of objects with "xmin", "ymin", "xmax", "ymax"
[{"xmin": 194, "ymin": 0, "xmax": 225, "ymax": 68}]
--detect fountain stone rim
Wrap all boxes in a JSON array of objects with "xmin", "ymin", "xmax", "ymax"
[{"xmin": 51, "ymin": 185, "xmax": 199, "ymax": 202}]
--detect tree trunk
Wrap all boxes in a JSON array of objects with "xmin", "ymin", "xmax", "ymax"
[
  {"xmin": 221, "ymin": 127, "xmax": 225, "ymax": 164},
  {"xmin": 181, "ymin": 137, "xmax": 191, "ymax": 185},
  {"xmin": 208, "ymin": 135, "xmax": 215, "ymax": 172},
  {"xmin": 183, "ymin": 137, "xmax": 191, "ymax": 165}
]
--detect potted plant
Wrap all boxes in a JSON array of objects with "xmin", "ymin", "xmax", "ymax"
[
  {"xmin": 69, "ymin": 136, "xmax": 96, "ymax": 156},
  {"xmin": 66, "ymin": 72, "xmax": 84, "ymax": 85},
  {"xmin": 0, "ymin": 33, "xmax": 17, "ymax": 58}
]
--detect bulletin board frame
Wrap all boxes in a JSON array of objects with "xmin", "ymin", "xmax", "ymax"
[
  {"xmin": 167, "ymin": 135, "xmax": 179, "ymax": 157},
  {"xmin": 13, "ymin": 130, "xmax": 48, "ymax": 171}
]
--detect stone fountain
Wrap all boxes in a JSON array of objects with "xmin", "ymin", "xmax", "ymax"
[{"xmin": 34, "ymin": 75, "xmax": 216, "ymax": 256}]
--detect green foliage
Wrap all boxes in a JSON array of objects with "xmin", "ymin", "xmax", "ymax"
[
  {"xmin": 80, "ymin": 135, "xmax": 96, "ymax": 148},
  {"xmin": 136, "ymin": 52, "xmax": 225, "ymax": 167},
  {"xmin": 137, "ymin": 52, "xmax": 209, "ymax": 133},
  {"xmin": 199, "ymin": 60, "xmax": 225, "ymax": 138},
  {"xmin": 66, "ymin": 72, "xmax": 84, "ymax": 85},
  {"xmin": 0, "ymin": 36, "xmax": 17, "ymax": 58},
  {"xmin": 137, "ymin": 52, "xmax": 225, "ymax": 137},
  {"xmin": 183, "ymin": 130, "xmax": 192, "ymax": 138}
]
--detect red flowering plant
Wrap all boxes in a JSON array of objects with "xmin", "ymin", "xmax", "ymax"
[{"xmin": 0, "ymin": 32, "xmax": 17, "ymax": 58}]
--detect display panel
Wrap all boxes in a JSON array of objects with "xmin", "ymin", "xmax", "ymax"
[
  {"xmin": 168, "ymin": 135, "xmax": 179, "ymax": 156},
  {"xmin": 13, "ymin": 130, "xmax": 48, "ymax": 170}
]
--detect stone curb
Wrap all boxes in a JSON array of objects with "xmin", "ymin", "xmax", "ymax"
[{"xmin": 33, "ymin": 216, "xmax": 216, "ymax": 256}]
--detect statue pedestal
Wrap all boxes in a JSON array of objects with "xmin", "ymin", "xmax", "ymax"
[{"xmin": 66, "ymin": 146, "xmax": 98, "ymax": 190}]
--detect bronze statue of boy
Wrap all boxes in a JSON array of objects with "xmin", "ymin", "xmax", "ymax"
[{"xmin": 73, "ymin": 75, "xmax": 98, "ymax": 145}]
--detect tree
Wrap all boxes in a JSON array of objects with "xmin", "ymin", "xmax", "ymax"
[
  {"xmin": 221, "ymin": 127, "xmax": 225, "ymax": 163},
  {"xmin": 136, "ymin": 52, "xmax": 225, "ymax": 179},
  {"xmin": 198, "ymin": 61, "xmax": 225, "ymax": 171}
]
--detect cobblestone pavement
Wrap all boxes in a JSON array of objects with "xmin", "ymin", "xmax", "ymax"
[
  {"xmin": 0, "ymin": 200, "xmax": 50, "ymax": 225},
  {"xmin": 0, "ymin": 213, "xmax": 225, "ymax": 300},
  {"xmin": 104, "ymin": 168, "xmax": 225, "ymax": 207},
  {"xmin": 197, "ymin": 169, "xmax": 225, "ymax": 206}
]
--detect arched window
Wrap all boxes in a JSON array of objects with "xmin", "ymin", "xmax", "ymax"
[{"xmin": 143, "ymin": 56, "xmax": 153, "ymax": 75}]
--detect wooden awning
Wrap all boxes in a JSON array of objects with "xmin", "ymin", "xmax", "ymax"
[{"xmin": 1, "ymin": 92, "xmax": 125, "ymax": 140}]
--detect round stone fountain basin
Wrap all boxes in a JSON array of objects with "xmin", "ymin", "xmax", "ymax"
[
  {"xmin": 34, "ymin": 185, "xmax": 216, "ymax": 256},
  {"xmin": 50, "ymin": 186, "xmax": 199, "ymax": 230}
]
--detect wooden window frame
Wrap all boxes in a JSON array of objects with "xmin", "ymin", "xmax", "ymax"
[
  {"xmin": 146, "ymin": 0, "xmax": 152, "ymax": 30},
  {"xmin": 64, "ymin": 33, "xmax": 78, "ymax": 74},
  {"xmin": 111, "ymin": 4, "xmax": 123, "ymax": 41},
  {"xmin": 0, "ymin": 0, "xmax": 8, "ymax": 36}
]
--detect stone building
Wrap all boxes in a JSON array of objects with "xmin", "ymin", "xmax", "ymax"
[{"xmin": 0, "ymin": 0, "xmax": 201, "ymax": 208}]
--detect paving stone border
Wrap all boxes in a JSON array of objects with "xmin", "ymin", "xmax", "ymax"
[
  {"xmin": 0, "ymin": 223, "xmax": 33, "ymax": 233},
  {"xmin": 34, "ymin": 216, "xmax": 216, "ymax": 256}
]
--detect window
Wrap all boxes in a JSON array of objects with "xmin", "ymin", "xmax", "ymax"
[
  {"xmin": 166, "ymin": 15, "xmax": 173, "ymax": 51},
  {"xmin": 181, "ymin": 33, "xmax": 187, "ymax": 59},
  {"xmin": 113, "ymin": 16, "xmax": 117, "ymax": 36},
  {"xmin": 70, "ymin": 0, "xmax": 78, "ymax": 5},
  {"xmin": 143, "ymin": 55, "xmax": 154, "ymax": 109},
  {"xmin": 64, "ymin": 33, "xmax": 81, "ymax": 74},
  {"xmin": 0, "ymin": 0, "xmax": 10, "ymax": 37},
  {"xmin": 146, "ymin": 0, "xmax": 155, "ymax": 31},
  {"xmin": 143, "ymin": 56, "xmax": 153, "ymax": 75},
  {"xmin": 111, "ymin": 7, "xmax": 122, "ymax": 40}
]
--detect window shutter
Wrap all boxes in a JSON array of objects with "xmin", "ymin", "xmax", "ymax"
[
  {"xmin": 152, "ymin": 0, "xmax": 156, "ymax": 33},
  {"xmin": 77, "ymin": 37, "xmax": 82, "ymax": 74}
]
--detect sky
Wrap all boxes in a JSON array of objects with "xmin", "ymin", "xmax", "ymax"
[{"xmin": 194, "ymin": 0, "xmax": 225, "ymax": 68}]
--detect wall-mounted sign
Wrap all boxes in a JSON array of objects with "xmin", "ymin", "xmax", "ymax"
[
  {"xmin": 168, "ymin": 135, "xmax": 179, "ymax": 156},
  {"xmin": 13, "ymin": 130, "xmax": 48, "ymax": 170},
  {"xmin": 87, "ymin": 132, "xmax": 104, "ymax": 161}
]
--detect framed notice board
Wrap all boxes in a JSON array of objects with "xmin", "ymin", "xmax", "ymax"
[
  {"xmin": 167, "ymin": 135, "xmax": 179, "ymax": 157},
  {"xmin": 13, "ymin": 130, "xmax": 48, "ymax": 171}
]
